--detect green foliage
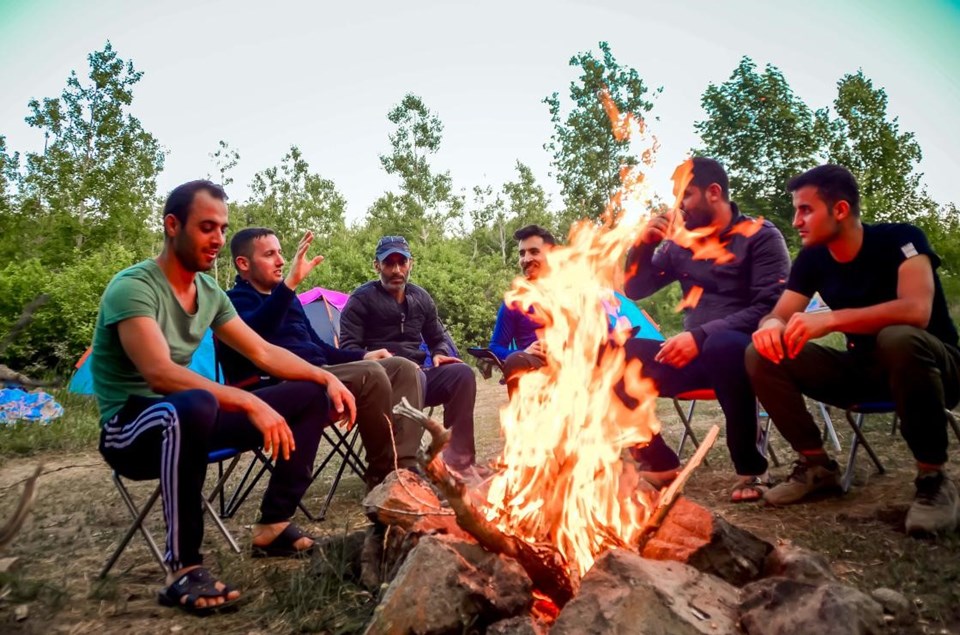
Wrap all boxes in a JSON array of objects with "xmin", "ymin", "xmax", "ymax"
[
  {"xmin": 818, "ymin": 70, "xmax": 929, "ymax": 223},
  {"xmin": 372, "ymin": 94, "xmax": 463, "ymax": 243},
  {"xmin": 0, "ymin": 245, "xmax": 138, "ymax": 372},
  {"xmin": 696, "ymin": 57, "xmax": 821, "ymax": 245},
  {"xmin": 637, "ymin": 285, "xmax": 684, "ymax": 337},
  {"xmin": 13, "ymin": 42, "xmax": 164, "ymax": 264},
  {"xmin": 545, "ymin": 41, "xmax": 659, "ymax": 229}
]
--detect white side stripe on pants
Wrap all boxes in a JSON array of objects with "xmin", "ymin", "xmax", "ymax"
[{"xmin": 103, "ymin": 402, "xmax": 183, "ymax": 569}]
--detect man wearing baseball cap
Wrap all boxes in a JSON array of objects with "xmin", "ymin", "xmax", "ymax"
[{"xmin": 340, "ymin": 236, "xmax": 485, "ymax": 479}]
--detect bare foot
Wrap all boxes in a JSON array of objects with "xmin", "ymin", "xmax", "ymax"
[{"xmin": 251, "ymin": 521, "xmax": 313, "ymax": 552}]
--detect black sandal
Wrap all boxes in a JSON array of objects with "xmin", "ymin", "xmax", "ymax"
[
  {"xmin": 251, "ymin": 523, "xmax": 316, "ymax": 558},
  {"xmin": 158, "ymin": 567, "xmax": 240, "ymax": 615}
]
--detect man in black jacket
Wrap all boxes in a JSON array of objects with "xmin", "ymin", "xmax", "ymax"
[
  {"xmin": 340, "ymin": 236, "xmax": 483, "ymax": 478},
  {"xmin": 226, "ymin": 228, "xmax": 424, "ymax": 487},
  {"xmin": 624, "ymin": 157, "xmax": 791, "ymax": 502}
]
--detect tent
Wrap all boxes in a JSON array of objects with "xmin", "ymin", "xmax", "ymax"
[
  {"xmin": 606, "ymin": 291, "xmax": 664, "ymax": 342},
  {"xmin": 68, "ymin": 286, "xmax": 347, "ymax": 395}
]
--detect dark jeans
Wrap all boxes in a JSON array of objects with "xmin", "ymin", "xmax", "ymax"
[
  {"xmin": 423, "ymin": 362, "xmax": 477, "ymax": 468},
  {"xmin": 746, "ymin": 325, "xmax": 960, "ymax": 466},
  {"xmin": 620, "ymin": 331, "xmax": 768, "ymax": 476},
  {"xmin": 99, "ymin": 381, "xmax": 329, "ymax": 570},
  {"xmin": 503, "ymin": 349, "xmax": 681, "ymax": 473}
]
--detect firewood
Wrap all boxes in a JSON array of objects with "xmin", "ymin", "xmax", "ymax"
[
  {"xmin": 393, "ymin": 398, "xmax": 580, "ymax": 607},
  {"xmin": 637, "ymin": 424, "xmax": 720, "ymax": 550}
]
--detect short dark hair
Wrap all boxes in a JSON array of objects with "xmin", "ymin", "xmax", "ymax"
[
  {"xmin": 163, "ymin": 180, "xmax": 228, "ymax": 226},
  {"xmin": 513, "ymin": 224, "xmax": 557, "ymax": 245},
  {"xmin": 787, "ymin": 164, "xmax": 861, "ymax": 217},
  {"xmin": 230, "ymin": 227, "xmax": 276, "ymax": 271},
  {"xmin": 689, "ymin": 157, "xmax": 729, "ymax": 200}
]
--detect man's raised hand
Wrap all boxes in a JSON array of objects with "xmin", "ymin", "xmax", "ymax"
[
  {"xmin": 640, "ymin": 212, "xmax": 674, "ymax": 246},
  {"xmin": 284, "ymin": 230, "xmax": 325, "ymax": 291}
]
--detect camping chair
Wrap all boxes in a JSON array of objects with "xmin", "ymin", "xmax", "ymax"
[
  {"xmin": 100, "ymin": 447, "xmax": 244, "ymax": 578},
  {"xmin": 839, "ymin": 402, "xmax": 960, "ymax": 493},
  {"xmin": 213, "ymin": 336, "xmax": 367, "ymax": 522}
]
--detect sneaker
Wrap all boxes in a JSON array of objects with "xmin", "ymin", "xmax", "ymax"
[
  {"xmin": 764, "ymin": 457, "xmax": 841, "ymax": 506},
  {"xmin": 906, "ymin": 471, "xmax": 959, "ymax": 536}
]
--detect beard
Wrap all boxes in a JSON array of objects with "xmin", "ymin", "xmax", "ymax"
[{"xmin": 683, "ymin": 205, "xmax": 714, "ymax": 230}]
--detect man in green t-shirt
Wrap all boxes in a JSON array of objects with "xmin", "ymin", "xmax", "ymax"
[{"xmin": 93, "ymin": 180, "xmax": 356, "ymax": 614}]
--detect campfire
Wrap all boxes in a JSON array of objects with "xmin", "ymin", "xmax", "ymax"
[{"xmin": 355, "ymin": 91, "xmax": 904, "ymax": 635}]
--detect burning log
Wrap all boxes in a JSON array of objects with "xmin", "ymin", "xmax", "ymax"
[{"xmin": 393, "ymin": 398, "xmax": 580, "ymax": 607}]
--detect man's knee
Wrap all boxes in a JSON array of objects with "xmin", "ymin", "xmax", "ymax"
[
  {"xmin": 744, "ymin": 343, "xmax": 766, "ymax": 379},
  {"xmin": 702, "ymin": 330, "xmax": 750, "ymax": 357},
  {"xmin": 353, "ymin": 360, "xmax": 392, "ymax": 393},
  {"xmin": 876, "ymin": 325, "xmax": 930, "ymax": 367},
  {"xmin": 502, "ymin": 351, "xmax": 543, "ymax": 380}
]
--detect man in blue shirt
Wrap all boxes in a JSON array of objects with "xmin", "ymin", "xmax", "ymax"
[{"xmin": 490, "ymin": 224, "xmax": 681, "ymax": 482}]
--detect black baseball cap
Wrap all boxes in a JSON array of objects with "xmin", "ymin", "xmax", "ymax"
[{"xmin": 375, "ymin": 235, "xmax": 412, "ymax": 261}]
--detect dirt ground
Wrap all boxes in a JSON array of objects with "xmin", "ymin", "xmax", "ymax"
[{"xmin": 1, "ymin": 376, "xmax": 959, "ymax": 634}]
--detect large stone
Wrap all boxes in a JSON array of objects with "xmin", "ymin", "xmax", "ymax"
[
  {"xmin": 486, "ymin": 615, "xmax": 549, "ymax": 635},
  {"xmin": 552, "ymin": 549, "xmax": 741, "ymax": 635},
  {"xmin": 870, "ymin": 587, "xmax": 917, "ymax": 627},
  {"xmin": 763, "ymin": 544, "xmax": 836, "ymax": 584},
  {"xmin": 641, "ymin": 496, "xmax": 773, "ymax": 586},
  {"xmin": 364, "ymin": 534, "xmax": 532, "ymax": 635},
  {"xmin": 362, "ymin": 470, "xmax": 466, "ymax": 536},
  {"xmin": 739, "ymin": 577, "xmax": 886, "ymax": 635}
]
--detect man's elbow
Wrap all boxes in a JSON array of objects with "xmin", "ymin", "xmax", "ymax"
[{"xmin": 909, "ymin": 302, "xmax": 933, "ymax": 329}]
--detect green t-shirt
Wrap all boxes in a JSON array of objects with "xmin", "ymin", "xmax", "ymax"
[{"xmin": 91, "ymin": 259, "xmax": 237, "ymax": 424}]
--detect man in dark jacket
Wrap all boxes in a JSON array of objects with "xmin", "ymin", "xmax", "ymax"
[
  {"xmin": 340, "ymin": 236, "xmax": 482, "ymax": 478},
  {"xmin": 623, "ymin": 157, "xmax": 791, "ymax": 502},
  {"xmin": 226, "ymin": 228, "xmax": 424, "ymax": 487}
]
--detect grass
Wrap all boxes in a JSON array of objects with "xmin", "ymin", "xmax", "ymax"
[{"xmin": 2, "ymin": 377, "xmax": 960, "ymax": 633}]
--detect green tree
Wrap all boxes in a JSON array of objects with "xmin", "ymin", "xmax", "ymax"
[
  {"xmin": 695, "ymin": 57, "xmax": 820, "ymax": 243},
  {"xmin": 224, "ymin": 146, "xmax": 347, "ymax": 287},
  {"xmin": 818, "ymin": 70, "xmax": 928, "ymax": 223},
  {"xmin": 372, "ymin": 94, "xmax": 463, "ymax": 243},
  {"xmin": 209, "ymin": 139, "xmax": 240, "ymax": 187},
  {"xmin": 17, "ymin": 42, "xmax": 165, "ymax": 264},
  {"xmin": 545, "ymin": 41, "xmax": 658, "ymax": 229}
]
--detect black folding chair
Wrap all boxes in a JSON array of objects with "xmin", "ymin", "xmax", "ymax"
[
  {"xmin": 100, "ymin": 447, "xmax": 244, "ymax": 578},
  {"xmin": 213, "ymin": 336, "xmax": 368, "ymax": 522}
]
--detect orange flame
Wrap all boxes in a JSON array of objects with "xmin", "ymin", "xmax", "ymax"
[
  {"xmin": 482, "ymin": 88, "xmax": 757, "ymax": 578},
  {"xmin": 482, "ymin": 94, "xmax": 670, "ymax": 576},
  {"xmin": 675, "ymin": 285, "xmax": 704, "ymax": 312}
]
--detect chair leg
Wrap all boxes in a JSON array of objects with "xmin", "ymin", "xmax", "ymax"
[
  {"xmin": 818, "ymin": 402, "xmax": 842, "ymax": 453},
  {"xmin": 673, "ymin": 398, "xmax": 702, "ymax": 457},
  {"xmin": 759, "ymin": 415, "xmax": 781, "ymax": 468},
  {"xmin": 843, "ymin": 410, "xmax": 886, "ymax": 493},
  {"xmin": 201, "ymin": 495, "xmax": 241, "ymax": 554},
  {"xmin": 100, "ymin": 478, "xmax": 166, "ymax": 579},
  {"xmin": 222, "ymin": 452, "xmax": 273, "ymax": 519},
  {"xmin": 945, "ymin": 409, "xmax": 960, "ymax": 444}
]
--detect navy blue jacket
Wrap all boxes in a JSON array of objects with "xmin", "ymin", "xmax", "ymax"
[
  {"xmin": 224, "ymin": 277, "xmax": 363, "ymax": 382},
  {"xmin": 624, "ymin": 204, "xmax": 790, "ymax": 347}
]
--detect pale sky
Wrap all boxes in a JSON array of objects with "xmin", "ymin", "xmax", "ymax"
[{"xmin": 2, "ymin": 0, "xmax": 958, "ymax": 222}]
